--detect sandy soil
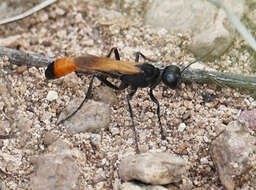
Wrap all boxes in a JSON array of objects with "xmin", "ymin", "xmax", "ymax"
[{"xmin": 0, "ymin": 0, "xmax": 255, "ymax": 189}]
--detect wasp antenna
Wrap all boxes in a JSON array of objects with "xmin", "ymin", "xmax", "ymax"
[{"xmin": 181, "ymin": 49, "xmax": 215, "ymax": 74}]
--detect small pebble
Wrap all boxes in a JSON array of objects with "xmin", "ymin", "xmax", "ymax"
[{"xmin": 46, "ymin": 90, "xmax": 58, "ymax": 101}]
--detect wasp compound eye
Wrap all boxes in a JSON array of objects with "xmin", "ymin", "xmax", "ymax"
[{"xmin": 162, "ymin": 65, "xmax": 181, "ymax": 89}]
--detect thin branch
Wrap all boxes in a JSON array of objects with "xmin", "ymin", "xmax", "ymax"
[
  {"xmin": 0, "ymin": 46, "xmax": 256, "ymax": 92},
  {"xmin": 0, "ymin": 134, "xmax": 15, "ymax": 139},
  {"xmin": 182, "ymin": 68, "xmax": 256, "ymax": 93},
  {"xmin": 0, "ymin": 0, "xmax": 57, "ymax": 25},
  {"xmin": 0, "ymin": 46, "xmax": 55, "ymax": 67}
]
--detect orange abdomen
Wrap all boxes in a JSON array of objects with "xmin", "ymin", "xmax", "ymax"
[
  {"xmin": 53, "ymin": 58, "xmax": 78, "ymax": 78},
  {"xmin": 45, "ymin": 57, "xmax": 78, "ymax": 79}
]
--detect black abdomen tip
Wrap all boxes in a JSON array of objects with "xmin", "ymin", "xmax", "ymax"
[{"xmin": 45, "ymin": 62, "xmax": 57, "ymax": 79}]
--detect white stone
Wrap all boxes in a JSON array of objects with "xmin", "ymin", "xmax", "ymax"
[
  {"xmin": 178, "ymin": 123, "xmax": 186, "ymax": 132},
  {"xmin": 46, "ymin": 90, "xmax": 58, "ymax": 101}
]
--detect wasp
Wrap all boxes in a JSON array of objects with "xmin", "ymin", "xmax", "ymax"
[{"xmin": 45, "ymin": 47, "xmax": 204, "ymax": 153}]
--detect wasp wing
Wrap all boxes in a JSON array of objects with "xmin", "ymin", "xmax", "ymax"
[
  {"xmin": 45, "ymin": 54, "xmax": 142, "ymax": 79},
  {"xmin": 74, "ymin": 55, "xmax": 142, "ymax": 75}
]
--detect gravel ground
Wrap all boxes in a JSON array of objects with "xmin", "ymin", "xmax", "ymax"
[{"xmin": 0, "ymin": 0, "xmax": 255, "ymax": 189}]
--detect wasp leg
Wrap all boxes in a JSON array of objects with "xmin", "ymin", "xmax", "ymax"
[
  {"xmin": 97, "ymin": 75, "xmax": 128, "ymax": 90},
  {"xmin": 98, "ymin": 75, "xmax": 140, "ymax": 153},
  {"xmin": 58, "ymin": 48, "xmax": 121, "ymax": 125},
  {"xmin": 98, "ymin": 47, "xmax": 126, "ymax": 89},
  {"xmin": 106, "ymin": 47, "xmax": 120, "ymax": 60},
  {"xmin": 125, "ymin": 86, "xmax": 140, "ymax": 153},
  {"xmin": 57, "ymin": 75, "xmax": 96, "ymax": 125},
  {"xmin": 135, "ymin": 52, "xmax": 157, "ymax": 62},
  {"xmin": 100, "ymin": 47, "xmax": 130, "ymax": 90},
  {"xmin": 149, "ymin": 88, "xmax": 166, "ymax": 140}
]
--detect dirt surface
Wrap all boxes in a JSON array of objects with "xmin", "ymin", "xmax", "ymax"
[{"xmin": 0, "ymin": 0, "xmax": 256, "ymax": 189}]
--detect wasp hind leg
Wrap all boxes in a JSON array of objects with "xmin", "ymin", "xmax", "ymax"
[
  {"xmin": 96, "ymin": 75, "xmax": 128, "ymax": 90},
  {"xmin": 107, "ymin": 47, "xmax": 156, "ymax": 62},
  {"xmin": 125, "ymin": 86, "xmax": 141, "ymax": 153},
  {"xmin": 57, "ymin": 75, "xmax": 96, "ymax": 125},
  {"xmin": 149, "ymin": 88, "xmax": 166, "ymax": 140},
  {"xmin": 135, "ymin": 52, "xmax": 157, "ymax": 62},
  {"xmin": 98, "ymin": 76, "xmax": 140, "ymax": 153},
  {"xmin": 106, "ymin": 47, "xmax": 120, "ymax": 60}
]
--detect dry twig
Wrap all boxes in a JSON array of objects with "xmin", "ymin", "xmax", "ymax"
[
  {"xmin": 0, "ymin": 46, "xmax": 256, "ymax": 92},
  {"xmin": 0, "ymin": 46, "xmax": 55, "ymax": 67},
  {"xmin": 182, "ymin": 68, "xmax": 256, "ymax": 93},
  {"xmin": 0, "ymin": 0, "xmax": 57, "ymax": 25}
]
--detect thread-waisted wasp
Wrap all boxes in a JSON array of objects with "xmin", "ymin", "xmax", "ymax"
[{"xmin": 45, "ymin": 47, "xmax": 207, "ymax": 153}]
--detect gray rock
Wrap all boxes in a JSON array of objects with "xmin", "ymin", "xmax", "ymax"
[
  {"xmin": 30, "ymin": 153, "xmax": 80, "ymax": 190},
  {"xmin": 62, "ymin": 72, "xmax": 82, "ymax": 89},
  {"xmin": 189, "ymin": 22, "xmax": 232, "ymax": 58},
  {"xmin": 210, "ymin": 120, "xmax": 256, "ymax": 190},
  {"xmin": 145, "ymin": 0, "xmax": 245, "ymax": 57},
  {"xmin": 43, "ymin": 131, "xmax": 59, "ymax": 146},
  {"xmin": 239, "ymin": 109, "xmax": 256, "ymax": 129},
  {"xmin": 58, "ymin": 99, "xmax": 110, "ymax": 134},
  {"xmin": 119, "ymin": 152, "xmax": 187, "ymax": 185},
  {"xmin": 145, "ymin": 0, "xmax": 214, "ymax": 33},
  {"xmin": 0, "ymin": 180, "xmax": 5, "ymax": 190},
  {"xmin": 120, "ymin": 182, "xmax": 168, "ymax": 190},
  {"xmin": 94, "ymin": 86, "xmax": 118, "ymax": 105},
  {"xmin": 47, "ymin": 139, "xmax": 70, "ymax": 154}
]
